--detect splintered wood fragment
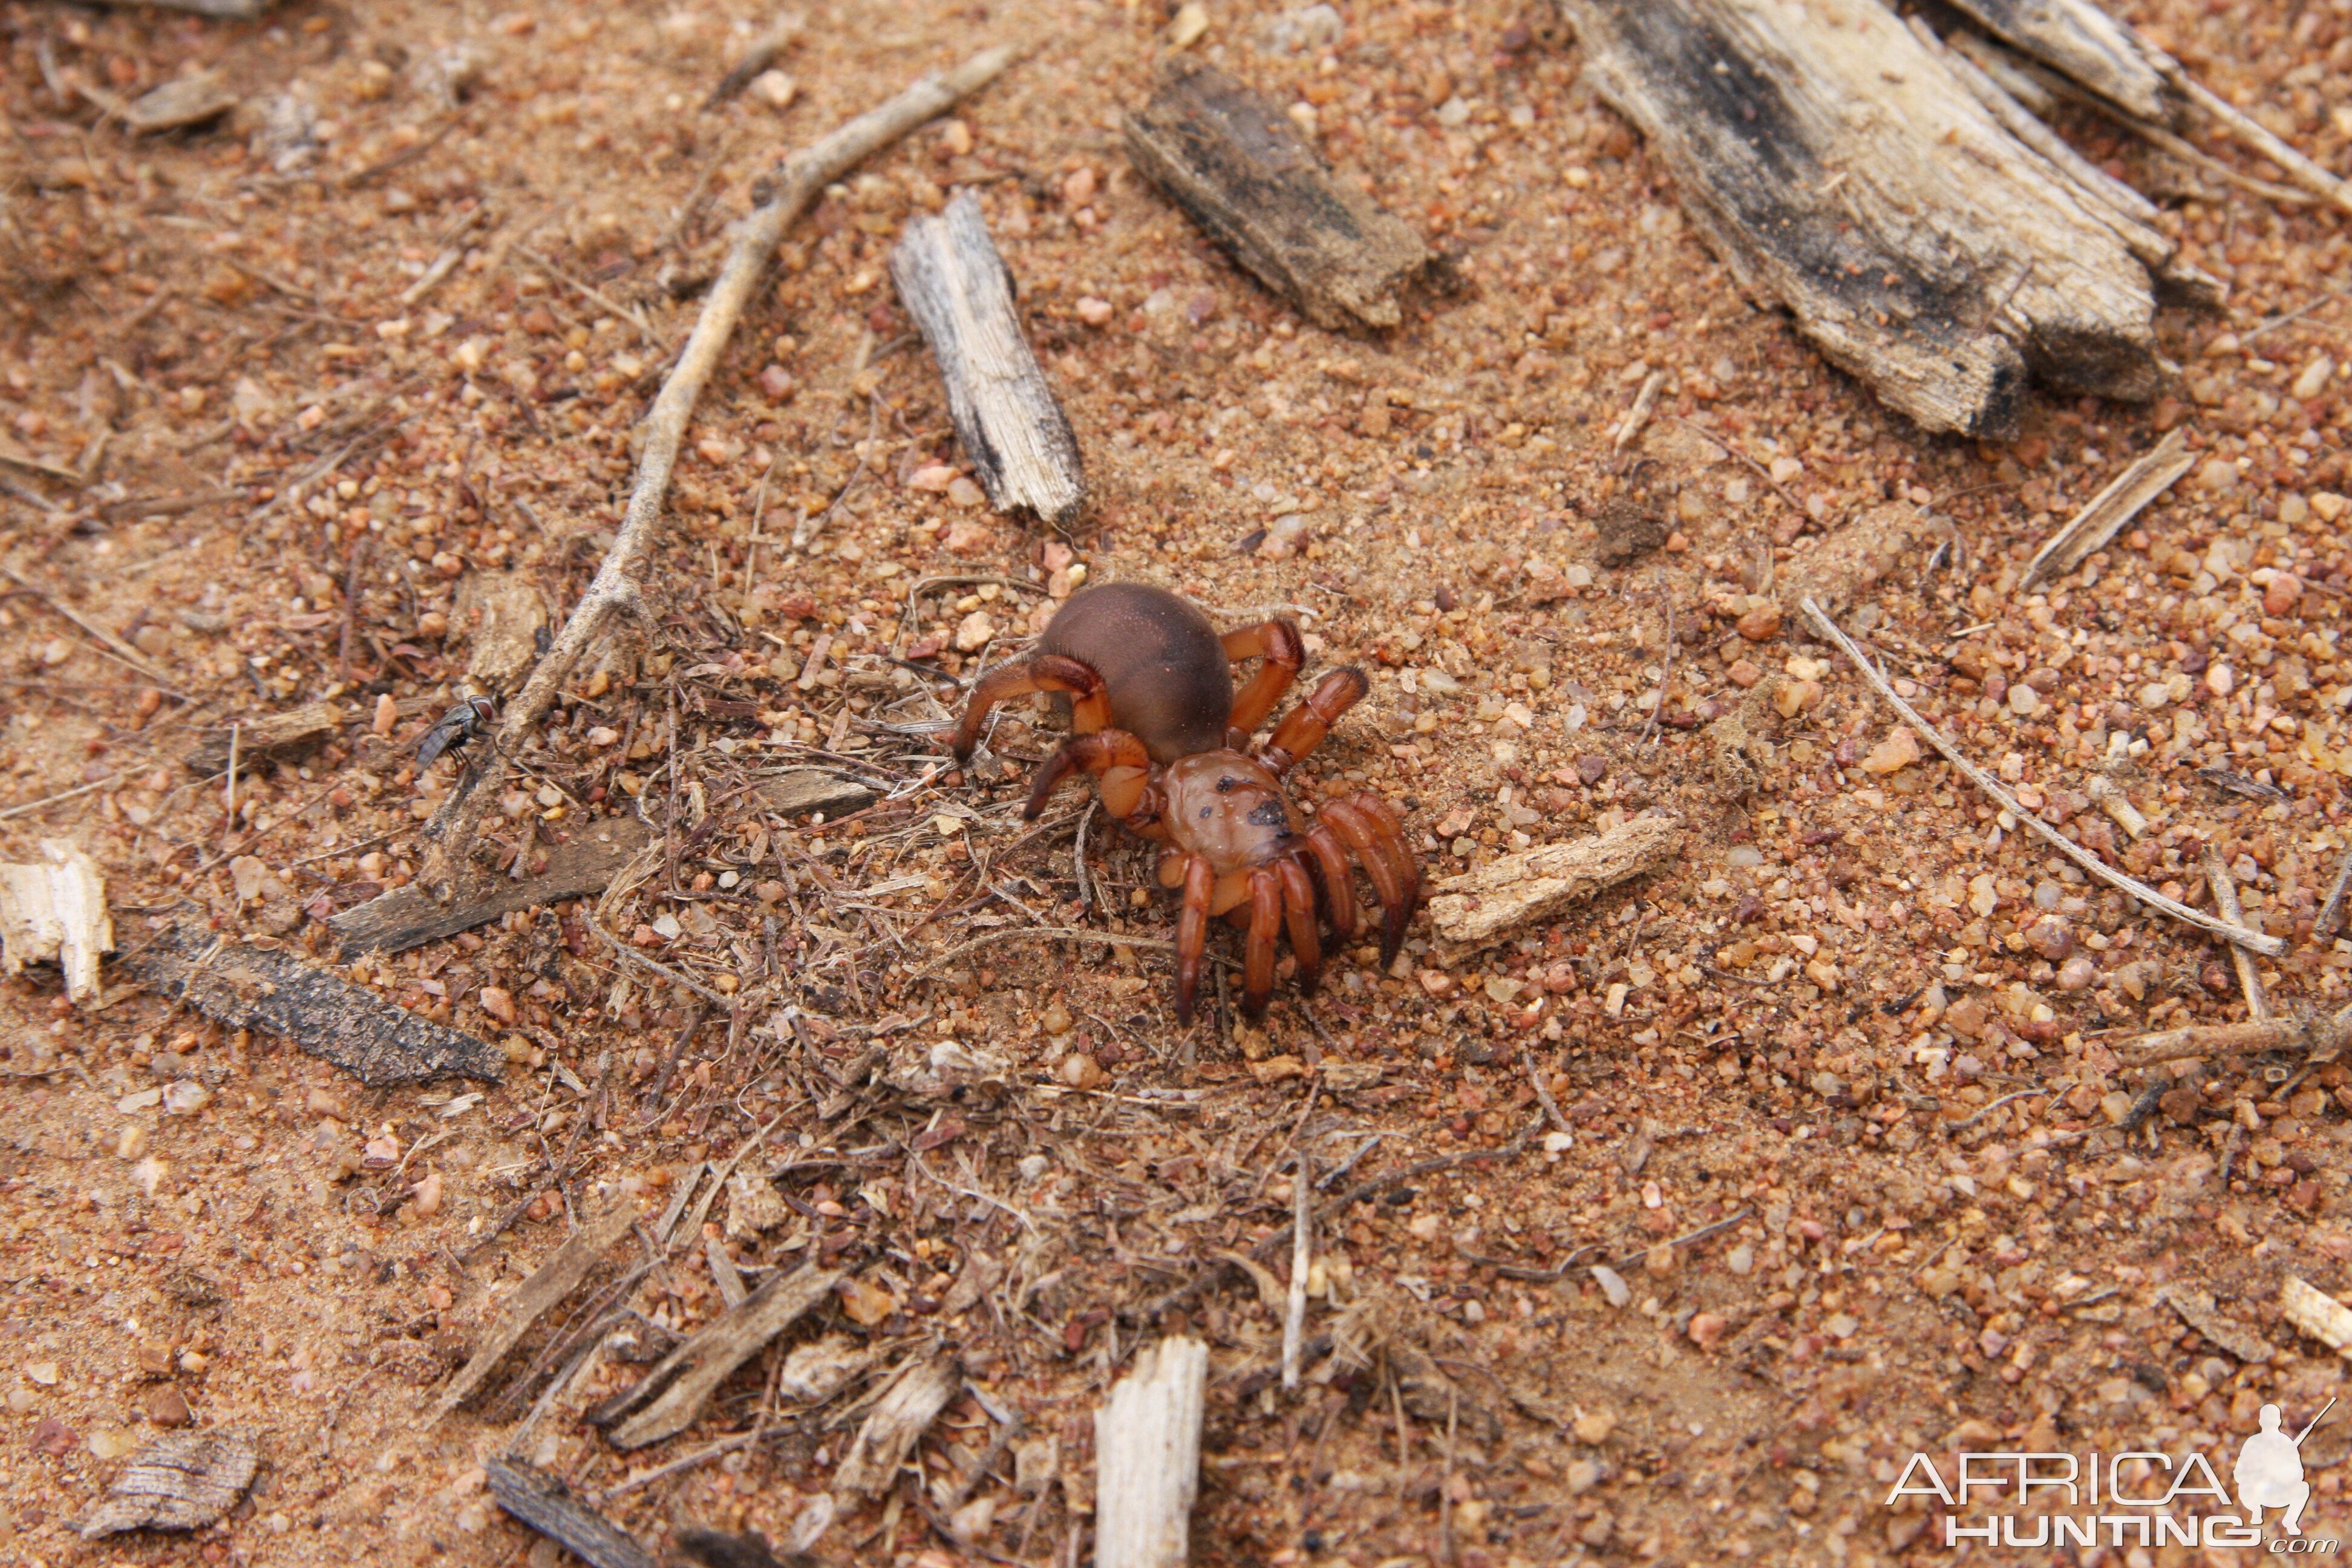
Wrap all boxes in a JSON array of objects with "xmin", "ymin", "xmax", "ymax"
[
  {"xmin": 1125, "ymin": 59, "xmax": 1428, "ymax": 331},
  {"xmin": 1938, "ymin": 0, "xmax": 2181, "ymax": 124},
  {"xmin": 80, "ymin": 1431, "xmax": 257, "ymax": 1538},
  {"xmin": 2282, "ymin": 1276, "xmax": 2352, "ymax": 1359},
  {"xmin": 2204, "ymin": 849, "xmax": 2270, "ymax": 1024},
  {"xmin": 759, "ymin": 769, "xmax": 879, "ymax": 820},
  {"xmin": 1093, "ymin": 1337, "xmax": 1207, "ymax": 1568},
  {"xmin": 834, "ymin": 1351, "xmax": 960, "ymax": 1495},
  {"xmin": 2021, "ymin": 429, "xmax": 2194, "ymax": 586},
  {"xmin": 431, "ymin": 1202, "xmax": 639, "ymax": 1425},
  {"xmin": 592, "ymin": 1264, "xmax": 844, "ymax": 1449},
  {"xmin": 1426, "ymin": 815, "xmax": 1680, "ymax": 944},
  {"xmin": 891, "ymin": 190, "xmax": 1085, "ymax": 527},
  {"xmin": 456, "ymin": 572, "xmax": 552, "ymax": 690},
  {"xmin": 1561, "ymin": 0, "xmax": 2185, "ymax": 437},
  {"xmin": 484, "ymin": 1459, "xmax": 659, "ymax": 1568},
  {"xmin": 119, "ymin": 71, "xmax": 238, "ymax": 133},
  {"xmin": 0, "ymin": 839, "xmax": 113, "ymax": 1003},
  {"xmin": 185, "ymin": 701, "xmax": 345, "ymax": 777},
  {"xmin": 329, "ymin": 816, "xmax": 655, "ymax": 958},
  {"xmin": 2159, "ymin": 1284, "xmax": 2273, "ymax": 1364},
  {"xmin": 123, "ymin": 929, "xmax": 506, "ymax": 1085}
]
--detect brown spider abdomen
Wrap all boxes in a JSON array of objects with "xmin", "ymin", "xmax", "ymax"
[{"xmin": 1038, "ymin": 582, "xmax": 1232, "ymax": 763}]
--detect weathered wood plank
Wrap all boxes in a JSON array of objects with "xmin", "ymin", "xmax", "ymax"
[
  {"xmin": 484, "ymin": 1459, "xmax": 660, "ymax": 1568},
  {"xmin": 1933, "ymin": 0, "xmax": 2178, "ymax": 125},
  {"xmin": 328, "ymin": 815, "xmax": 654, "ymax": 958},
  {"xmin": 890, "ymin": 189, "xmax": 1086, "ymax": 528},
  {"xmin": 1125, "ymin": 59, "xmax": 1428, "ymax": 332},
  {"xmin": 184, "ymin": 700, "xmax": 346, "ymax": 777},
  {"xmin": 1560, "ymin": 0, "xmax": 2192, "ymax": 438},
  {"xmin": 430, "ymin": 1201, "xmax": 640, "ymax": 1424},
  {"xmin": 1093, "ymin": 1337, "xmax": 1207, "ymax": 1568},
  {"xmin": 589, "ymin": 1263, "xmax": 844, "ymax": 1449},
  {"xmin": 122, "ymin": 927, "xmax": 506, "ymax": 1085}
]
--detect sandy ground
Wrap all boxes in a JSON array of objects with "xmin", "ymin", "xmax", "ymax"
[{"xmin": 2, "ymin": 0, "xmax": 2351, "ymax": 1565}]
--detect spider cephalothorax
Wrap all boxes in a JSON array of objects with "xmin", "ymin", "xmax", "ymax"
[{"xmin": 952, "ymin": 581, "xmax": 1419, "ymax": 1022}]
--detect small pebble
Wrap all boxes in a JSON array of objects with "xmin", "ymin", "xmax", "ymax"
[
  {"xmin": 2055, "ymin": 954, "xmax": 2099, "ymax": 991},
  {"xmin": 2264, "ymin": 575, "xmax": 2302, "ymax": 616},
  {"xmin": 2024, "ymin": 915, "xmax": 2074, "ymax": 963},
  {"xmin": 478, "ymin": 986, "xmax": 517, "ymax": 1025},
  {"xmin": 1057, "ymin": 1052, "xmax": 1105, "ymax": 1089},
  {"xmin": 954, "ymin": 610, "xmax": 996, "ymax": 652},
  {"xmin": 1075, "ymin": 296, "xmax": 1113, "ymax": 327},
  {"xmin": 145, "ymin": 1385, "xmax": 191, "ymax": 1427},
  {"xmin": 1589, "ymin": 1265, "xmax": 1630, "ymax": 1308},
  {"xmin": 750, "ymin": 69, "xmax": 796, "ymax": 110},
  {"xmin": 1687, "ymin": 1312, "xmax": 1728, "ymax": 1350},
  {"xmin": 411, "ymin": 1169, "xmax": 443, "ymax": 1218}
]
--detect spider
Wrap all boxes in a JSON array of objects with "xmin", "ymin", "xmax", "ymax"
[{"xmin": 952, "ymin": 581, "xmax": 1419, "ymax": 1022}]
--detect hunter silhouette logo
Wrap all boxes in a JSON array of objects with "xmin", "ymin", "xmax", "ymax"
[
  {"xmin": 1883, "ymin": 1397, "xmax": 2341, "ymax": 1552},
  {"xmin": 2238, "ymin": 1399, "xmax": 2332, "ymax": 1538}
]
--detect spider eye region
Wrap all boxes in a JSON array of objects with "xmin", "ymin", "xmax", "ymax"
[
  {"xmin": 1215, "ymin": 775, "xmax": 1236, "ymax": 792},
  {"xmin": 1247, "ymin": 800, "xmax": 1288, "ymax": 829},
  {"xmin": 1200, "ymin": 806, "xmax": 1214, "ymax": 818}
]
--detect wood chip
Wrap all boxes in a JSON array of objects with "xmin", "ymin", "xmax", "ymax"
[
  {"xmin": 2281, "ymin": 1275, "xmax": 2352, "ymax": 1359},
  {"xmin": 0, "ymin": 838, "xmax": 113, "ymax": 1003},
  {"xmin": 328, "ymin": 815, "xmax": 655, "ymax": 958},
  {"xmin": 1093, "ymin": 1337, "xmax": 1207, "ymax": 1568},
  {"xmin": 123, "ymin": 928, "xmax": 506, "ymax": 1085},
  {"xmin": 757, "ymin": 770, "xmax": 877, "ymax": 820},
  {"xmin": 456, "ymin": 572, "xmax": 554, "ymax": 690},
  {"xmin": 184, "ymin": 701, "xmax": 346, "ymax": 777},
  {"xmin": 890, "ymin": 189, "xmax": 1086, "ymax": 528},
  {"xmin": 591, "ymin": 1263, "xmax": 844, "ymax": 1449},
  {"xmin": 120, "ymin": 71, "xmax": 239, "ymax": 134},
  {"xmin": 484, "ymin": 1458, "xmax": 659, "ymax": 1568},
  {"xmin": 2021, "ymin": 428, "xmax": 2195, "ymax": 586},
  {"xmin": 833, "ymin": 1351, "xmax": 959, "ymax": 1495},
  {"xmin": 80, "ymin": 1431, "xmax": 257, "ymax": 1538},
  {"xmin": 2159, "ymin": 1284, "xmax": 2273, "ymax": 1364},
  {"xmin": 1125, "ymin": 59, "xmax": 1428, "ymax": 330},
  {"xmin": 1426, "ymin": 815, "xmax": 1681, "ymax": 944},
  {"xmin": 1563, "ymin": 0, "xmax": 2189, "ymax": 437},
  {"xmin": 430, "ymin": 1201, "xmax": 640, "ymax": 1425},
  {"xmin": 1939, "ymin": 0, "xmax": 2181, "ymax": 125}
]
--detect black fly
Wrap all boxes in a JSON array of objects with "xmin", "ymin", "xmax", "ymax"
[{"xmin": 416, "ymin": 694, "xmax": 498, "ymax": 770}]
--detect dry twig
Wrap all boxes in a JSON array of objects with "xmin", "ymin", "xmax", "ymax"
[
  {"xmin": 1800, "ymin": 597, "xmax": 2281, "ymax": 955},
  {"xmin": 414, "ymin": 46, "xmax": 1017, "ymax": 906}
]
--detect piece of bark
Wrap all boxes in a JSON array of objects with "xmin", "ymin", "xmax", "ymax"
[
  {"xmin": 1560, "ymin": 0, "xmax": 2192, "ymax": 438},
  {"xmin": 0, "ymin": 838, "xmax": 113, "ymax": 1003},
  {"xmin": 758, "ymin": 769, "xmax": 877, "ymax": 820},
  {"xmin": 1426, "ymin": 814, "xmax": 1681, "ymax": 944},
  {"xmin": 484, "ymin": 1459, "xmax": 659, "ymax": 1568},
  {"xmin": 120, "ymin": 71, "xmax": 238, "ymax": 133},
  {"xmin": 122, "ymin": 928, "xmax": 505, "ymax": 1085},
  {"xmin": 2282, "ymin": 1276, "xmax": 2352, "ymax": 1361},
  {"xmin": 1125, "ymin": 59, "xmax": 1428, "ymax": 331},
  {"xmin": 890, "ymin": 190, "xmax": 1085, "ymax": 528},
  {"xmin": 590, "ymin": 1264, "xmax": 844, "ymax": 1449},
  {"xmin": 1092, "ymin": 1337, "xmax": 1207, "ymax": 1568},
  {"xmin": 1935, "ymin": 0, "xmax": 2181, "ymax": 125},
  {"xmin": 456, "ymin": 571, "xmax": 553, "ymax": 691},
  {"xmin": 2159, "ymin": 1284, "xmax": 2273, "ymax": 1364},
  {"xmin": 183, "ymin": 700, "xmax": 345, "ymax": 777},
  {"xmin": 2020, "ymin": 428, "xmax": 2194, "ymax": 587},
  {"xmin": 678, "ymin": 1530, "xmax": 814, "ymax": 1568},
  {"xmin": 431, "ymin": 1202, "xmax": 640, "ymax": 1425},
  {"xmin": 329, "ymin": 815, "xmax": 655, "ymax": 958},
  {"xmin": 834, "ymin": 1351, "xmax": 961, "ymax": 1496},
  {"xmin": 79, "ymin": 1431, "xmax": 257, "ymax": 1538}
]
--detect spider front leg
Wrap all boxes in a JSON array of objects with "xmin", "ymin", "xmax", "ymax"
[
  {"xmin": 1322, "ymin": 796, "xmax": 1417, "ymax": 966},
  {"xmin": 1175, "ymin": 854, "xmax": 1215, "ymax": 1025},
  {"xmin": 1240, "ymin": 866, "xmax": 1284, "ymax": 1018},
  {"xmin": 1219, "ymin": 619, "xmax": 1306, "ymax": 741},
  {"xmin": 1022, "ymin": 729, "xmax": 1155, "ymax": 823},
  {"xmin": 1258, "ymin": 668, "xmax": 1370, "ymax": 776},
  {"xmin": 952, "ymin": 653, "xmax": 1112, "ymax": 762},
  {"xmin": 1277, "ymin": 857, "xmax": 1323, "ymax": 997}
]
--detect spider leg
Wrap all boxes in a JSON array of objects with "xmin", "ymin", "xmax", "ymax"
[
  {"xmin": 1240, "ymin": 866, "xmax": 1282, "ymax": 1018},
  {"xmin": 1175, "ymin": 854, "xmax": 1214, "ymax": 1026},
  {"xmin": 1277, "ymin": 857, "xmax": 1322, "ymax": 997},
  {"xmin": 1258, "ymin": 668, "xmax": 1370, "ymax": 776},
  {"xmin": 1322, "ymin": 799, "xmax": 1411, "ymax": 967},
  {"xmin": 1023, "ymin": 728, "xmax": 1154, "ymax": 821},
  {"xmin": 952, "ymin": 653, "xmax": 1111, "ymax": 761},
  {"xmin": 1304, "ymin": 822, "xmax": 1360, "ymax": 944},
  {"xmin": 1349, "ymin": 792, "xmax": 1423, "ymax": 920},
  {"xmin": 1219, "ymin": 618, "xmax": 1305, "ymax": 741}
]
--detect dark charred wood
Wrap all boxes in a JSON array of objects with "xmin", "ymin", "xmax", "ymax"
[
  {"xmin": 1125, "ymin": 58, "xmax": 1429, "ymax": 332},
  {"xmin": 328, "ymin": 815, "xmax": 654, "ymax": 958}
]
